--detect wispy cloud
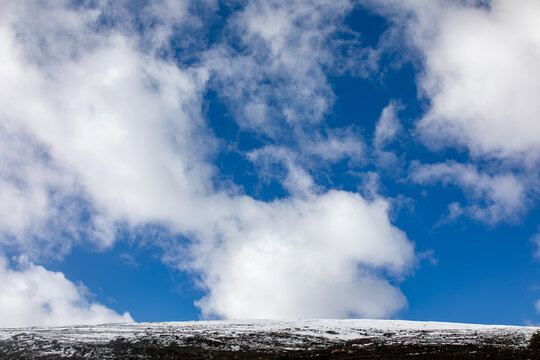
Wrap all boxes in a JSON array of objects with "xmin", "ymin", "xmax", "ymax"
[
  {"xmin": 409, "ymin": 161, "xmax": 527, "ymax": 224},
  {"xmin": 374, "ymin": 101, "xmax": 402, "ymax": 150}
]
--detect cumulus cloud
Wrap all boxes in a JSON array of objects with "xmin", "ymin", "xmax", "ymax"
[
  {"xmin": 409, "ymin": 161, "xmax": 526, "ymax": 224},
  {"xmin": 367, "ymin": 0, "xmax": 540, "ymax": 162},
  {"xmin": 0, "ymin": 254, "xmax": 132, "ymax": 328},
  {"xmin": 0, "ymin": 0, "xmax": 416, "ymax": 323},
  {"xmin": 0, "ymin": 0, "xmax": 213, "ymax": 243},
  {"xmin": 192, "ymin": 191, "xmax": 413, "ymax": 319},
  {"xmin": 192, "ymin": 154, "xmax": 413, "ymax": 318}
]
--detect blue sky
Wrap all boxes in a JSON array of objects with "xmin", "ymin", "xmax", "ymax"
[{"xmin": 1, "ymin": 0, "xmax": 540, "ymax": 327}]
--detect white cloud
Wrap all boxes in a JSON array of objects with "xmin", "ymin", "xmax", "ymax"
[
  {"xmin": 0, "ymin": 128, "xmax": 100, "ymax": 258},
  {"xmin": 204, "ymin": 0, "xmax": 354, "ymax": 135},
  {"xmin": 303, "ymin": 127, "xmax": 365, "ymax": 164},
  {"xmin": 535, "ymin": 299, "xmax": 540, "ymax": 314},
  {"xmin": 363, "ymin": 0, "xmax": 540, "ymax": 232},
  {"xmin": 0, "ymin": 0, "xmax": 416, "ymax": 322},
  {"xmin": 247, "ymin": 146, "xmax": 319, "ymax": 198},
  {"xmin": 0, "ymin": 254, "xmax": 132, "ymax": 328},
  {"xmin": 192, "ymin": 191, "xmax": 414, "ymax": 319},
  {"xmin": 374, "ymin": 101, "xmax": 402, "ymax": 149},
  {"xmin": 372, "ymin": 101, "xmax": 403, "ymax": 171},
  {"xmin": 410, "ymin": 161, "xmax": 526, "ymax": 224},
  {"xmin": 368, "ymin": 0, "xmax": 540, "ymax": 162},
  {"xmin": 0, "ymin": 1, "xmax": 213, "ymax": 244}
]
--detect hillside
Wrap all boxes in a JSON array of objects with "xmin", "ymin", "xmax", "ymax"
[{"xmin": 1, "ymin": 319, "xmax": 539, "ymax": 359}]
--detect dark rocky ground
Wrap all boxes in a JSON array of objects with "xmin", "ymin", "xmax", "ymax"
[{"xmin": 1, "ymin": 320, "xmax": 538, "ymax": 359}]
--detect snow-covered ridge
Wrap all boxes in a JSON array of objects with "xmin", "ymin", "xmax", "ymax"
[{"xmin": 0, "ymin": 319, "xmax": 538, "ymax": 359}]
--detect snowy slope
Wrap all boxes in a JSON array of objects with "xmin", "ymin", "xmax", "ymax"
[{"xmin": 0, "ymin": 319, "xmax": 539, "ymax": 359}]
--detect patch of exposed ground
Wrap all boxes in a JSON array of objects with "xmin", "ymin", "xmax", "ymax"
[{"xmin": 0, "ymin": 320, "xmax": 538, "ymax": 359}]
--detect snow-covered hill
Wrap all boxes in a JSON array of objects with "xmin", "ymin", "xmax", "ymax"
[{"xmin": 1, "ymin": 319, "xmax": 539, "ymax": 359}]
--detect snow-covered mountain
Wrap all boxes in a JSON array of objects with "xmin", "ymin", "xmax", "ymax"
[{"xmin": 1, "ymin": 319, "xmax": 539, "ymax": 359}]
